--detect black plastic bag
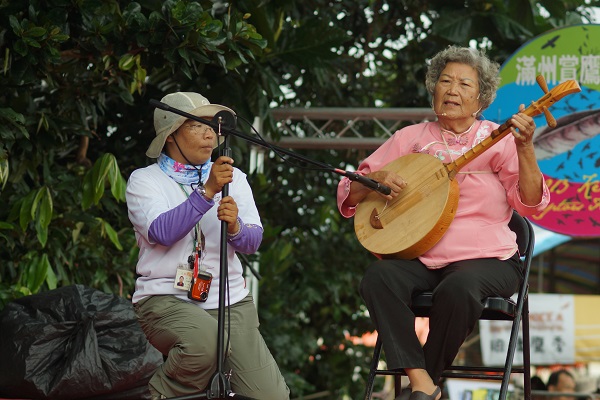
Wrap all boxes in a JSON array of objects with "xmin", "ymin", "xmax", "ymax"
[{"xmin": 0, "ymin": 285, "xmax": 163, "ymax": 399}]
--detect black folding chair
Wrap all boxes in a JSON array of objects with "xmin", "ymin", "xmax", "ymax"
[{"xmin": 364, "ymin": 211, "xmax": 535, "ymax": 400}]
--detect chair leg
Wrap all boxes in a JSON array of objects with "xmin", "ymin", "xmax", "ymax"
[
  {"xmin": 522, "ymin": 298, "xmax": 531, "ymax": 400},
  {"xmin": 499, "ymin": 307, "xmax": 524, "ymax": 400},
  {"xmin": 395, "ymin": 375, "xmax": 402, "ymax": 397},
  {"xmin": 364, "ymin": 336, "xmax": 383, "ymax": 400}
]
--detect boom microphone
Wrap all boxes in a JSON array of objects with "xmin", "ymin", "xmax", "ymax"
[{"xmin": 334, "ymin": 169, "xmax": 392, "ymax": 196}]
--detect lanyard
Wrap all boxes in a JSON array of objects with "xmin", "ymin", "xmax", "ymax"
[{"xmin": 178, "ymin": 184, "xmax": 206, "ymax": 275}]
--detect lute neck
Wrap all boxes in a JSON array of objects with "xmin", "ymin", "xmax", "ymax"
[
  {"xmin": 445, "ymin": 119, "xmax": 514, "ymax": 179},
  {"xmin": 443, "ymin": 77, "xmax": 581, "ymax": 180}
]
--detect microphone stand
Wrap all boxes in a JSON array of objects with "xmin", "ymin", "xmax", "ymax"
[{"xmin": 149, "ymin": 100, "xmax": 391, "ymax": 400}]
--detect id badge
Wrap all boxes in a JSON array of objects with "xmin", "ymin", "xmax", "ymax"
[{"xmin": 174, "ymin": 264, "xmax": 193, "ymax": 290}]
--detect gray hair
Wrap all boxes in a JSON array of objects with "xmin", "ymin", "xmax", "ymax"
[{"xmin": 425, "ymin": 46, "xmax": 501, "ymax": 115}]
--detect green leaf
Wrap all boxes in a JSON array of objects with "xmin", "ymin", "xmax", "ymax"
[
  {"xmin": 108, "ymin": 155, "xmax": 127, "ymax": 202},
  {"xmin": 93, "ymin": 154, "xmax": 113, "ymax": 204},
  {"xmin": 72, "ymin": 221, "xmax": 84, "ymax": 243},
  {"xmin": 31, "ymin": 253, "xmax": 50, "ymax": 293},
  {"xmin": 102, "ymin": 219, "xmax": 123, "ymax": 250},
  {"xmin": 13, "ymin": 39, "xmax": 28, "ymax": 56},
  {"xmin": 82, "ymin": 153, "xmax": 127, "ymax": 209},
  {"xmin": 31, "ymin": 188, "xmax": 43, "ymax": 219},
  {"xmin": 23, "ymin": 37, "xmax": 41, "ymax": 49},
  {"xmin": 19, "ymin": 191, "xmax": 36, "ymax": 231},
  {"xmin": 51, "ymin": 34, "xmax": 70, "ymax": 42},
  {"xmin": 539, "ymin": 0, "xmax": 567, "ymax": 19},
  {"xmin": 46, "ymin": 265, "xmax": 58, "ymax": 290},
  {"xmin": 21, "ymin": 253, "xmax": 49, "ymax": 294},
  {"xmin": 81, "ymin": 171, "xmax": 94, "ymax": 210},
  {"xmin": 119, "ymin": 89, "xmax": 135, "ymax": 105},
  {"xmin": 25, "ymin": 27, "xmax": 47, "ymax": 38},
  {"xmin": 0, "ymin": 108, "xmax": 29, "ymax": 139},
  {"xmin": 109, "ymin": 171, "xmax": 127, "ymax": 202},
  {"xmin": 131, "ymin": 62, "xmax": 147, "ymax": 95},
  {"xmin": 177, "ymin": 47, "xmax": 191, "ymax": 65},
  {"xmin": 503, "ymin": 0, "xmax": 537, "ymax": 34},
  {"xmin": 33, "ymin": 187, "xmax": 53, "ymax": 247},
  {"xmin": 274, "ymin": 19, "xmax": 349, "ymax": 67},
  {"xmin": 180, "ymin": 62, "xmax": 192, "ymax": 80},
  {"xmin": 278, "ymin": 241, "xmax": 293, "ymax": 262},
  {"xmin": 99, "ymin": 22, "xmax": 116, "ymax": 35},
  {"xmin": 36, "ymin": 113, "xmax": 49, "ymax": 133},
  {"xmin": 431, "ymin": 13, "xmax": 474, "ymax": 42},
  {"xmin": 36, "ymin": 222, "xmax": 48, "ymax": 248},
  {"xmin": 225, "ymin": 52, "xmax": 244, "ymax": 69},
  {"xmin": 0, "ymin": 221, "xmax": 14, "ymax": 229},
  {"xmin": 490, "ymin": 13, "xmax": 533, "ymax": 40},
  {"xmin": 118, "ymin": 53, "xmax": 135, "ymax": 71},
  {"xmin": 9, "ymin": 15, "xmax": 23, "ymax": 35},
  {"xmin": 0, "ymin": 158, "xmax": 8, "ymax": 190}
]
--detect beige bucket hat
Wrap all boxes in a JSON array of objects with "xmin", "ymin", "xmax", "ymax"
[{"xmin": 147, "ymin": 92, "xmax": 235, "ymax": 158}]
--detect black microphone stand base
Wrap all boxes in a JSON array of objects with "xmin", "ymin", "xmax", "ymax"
[
  {"xmin": 169, "ymin": 390, "xmax": 256, "ymax": 400},
  {"xmin": 167, "ymin": 372, "xmax": 257, "ymax": 400}
]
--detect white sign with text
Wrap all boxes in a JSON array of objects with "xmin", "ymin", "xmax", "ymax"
[{"xmin": 479, "ymin": 294, "xmax": 575, "ymax": 366}]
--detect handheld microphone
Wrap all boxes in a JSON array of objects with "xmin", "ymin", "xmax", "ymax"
[{"xmin": 335, "ymin": 169, "xmax": 392, "ymax": 195}]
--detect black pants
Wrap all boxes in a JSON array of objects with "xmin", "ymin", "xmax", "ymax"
[{"xmin": 359, "ymin": 254, "xmax": 522, "ymax": 384}]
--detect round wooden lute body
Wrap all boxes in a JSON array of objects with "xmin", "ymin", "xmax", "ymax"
[{"xmin": 354, "ymin": 153, "xmax": 459, "ymax": 259}]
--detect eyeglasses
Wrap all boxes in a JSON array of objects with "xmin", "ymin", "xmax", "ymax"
[
  {"xmin": 436, "ymin": 77, "xmax": 478, "ymax": 94},
  {"xmin": 182, "ymin": 123, "xmax": 215, "ymax": 136}
]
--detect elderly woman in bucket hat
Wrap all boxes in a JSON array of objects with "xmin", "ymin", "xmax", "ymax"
[{"xmin": 126, "ymin": 92, "xmax": 289, "ymax": 399}]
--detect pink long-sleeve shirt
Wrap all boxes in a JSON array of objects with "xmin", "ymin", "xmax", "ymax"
[{"xmin": 337, "ymin": 120, "xmax": 550, "ymax": 268}]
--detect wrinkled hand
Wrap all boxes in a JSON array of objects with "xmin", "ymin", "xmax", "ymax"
[
  {"xmin": 368, "ymin": 170, "xmax": 407, "ymax": 200},
  {"xmin": 511, "ymin": 104, "xmax": 536, "ymax": 147},
  {"xmin": 218, "ymin": 196, "xmax": 240, "ymax": 234},
  {"xmin": 204, "ymin": 156, "xmax": 234, "ymax": 198}
]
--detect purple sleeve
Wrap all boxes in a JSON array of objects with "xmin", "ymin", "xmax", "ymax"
[
  {"xmin": 227, "ymin": 217, "xmax": 263, "ymax": 254},
  {"xmin": 148, "ymin": 190, "xmax": 214, "ymax": 246}
]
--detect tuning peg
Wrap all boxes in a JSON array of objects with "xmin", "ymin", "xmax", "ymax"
[
  {"xmin": 535, "ymin": 75, "xmax": 557, "ymax": 127},
  {"xmin": 543, "ymin": 106, "xmax": 557, "ymax": 128},
  {"xmin": 536, "ymin": 75, "xmax": 549, "ymax": 94}
]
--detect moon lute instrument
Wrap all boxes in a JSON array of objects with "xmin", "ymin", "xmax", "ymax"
[{"xmin": 354, "ymin": 76, "xmax": 581, "ymax": 259}]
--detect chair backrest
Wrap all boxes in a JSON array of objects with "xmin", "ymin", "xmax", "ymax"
[{"xmin": 508, "ymin": 210, "xmax": 535, "ymax": 265}]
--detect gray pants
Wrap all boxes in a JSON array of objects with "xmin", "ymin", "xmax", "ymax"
[{"xmin": 134, "ymin": 293, "xmax": 290, "ymax": 399}]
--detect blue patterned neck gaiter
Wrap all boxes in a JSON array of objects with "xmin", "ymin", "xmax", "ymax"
[{"xmin": 158, "ymin": 153, "xmax": 212, "ymax": 185}]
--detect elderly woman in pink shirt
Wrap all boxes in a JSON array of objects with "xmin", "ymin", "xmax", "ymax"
[{"xmin": 337, "ymin": 46, "xmax": 549, "ymax": 400}]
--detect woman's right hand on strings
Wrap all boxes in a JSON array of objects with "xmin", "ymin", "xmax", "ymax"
[
  {"xmin": 204, "ymin": 156, "xmax": 234, "ymax": 199},
  {"xmin": 368, "ymin": 170, "xmax": 407, "ymax": 200},
  {"xmin": 348, "ymin": 170, "xmax": 406, "ymax": 205}
]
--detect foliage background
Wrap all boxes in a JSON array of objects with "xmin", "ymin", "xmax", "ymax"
[{"xmin": 1, "ymin": 0, "xmax": 598, "ymax": 398}]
